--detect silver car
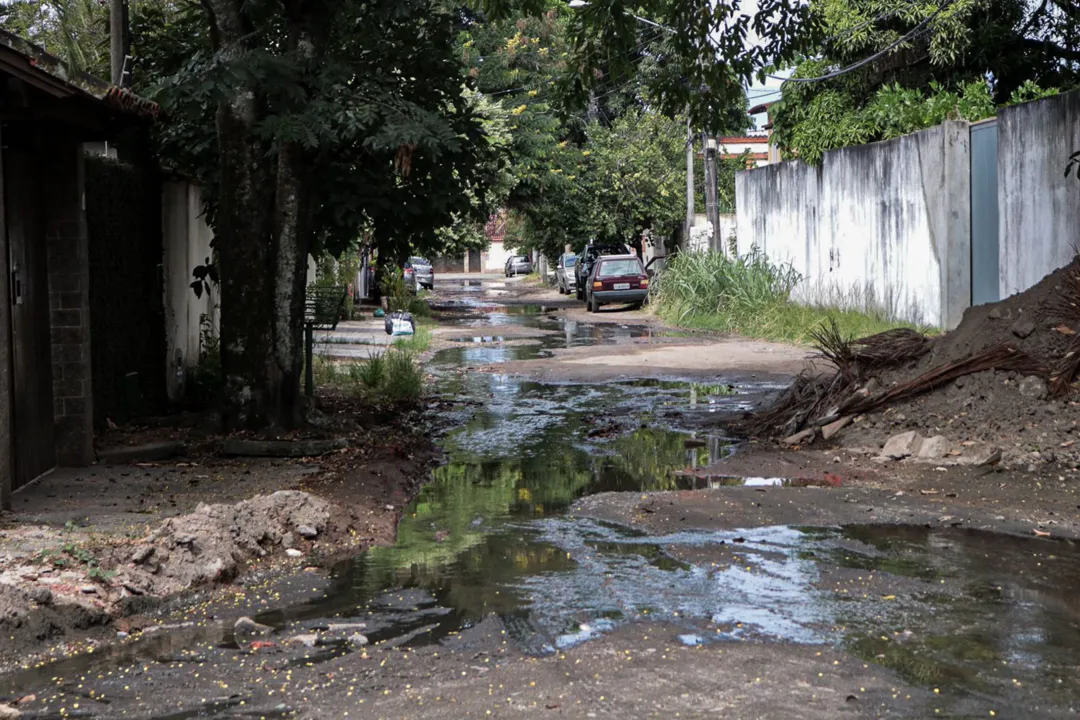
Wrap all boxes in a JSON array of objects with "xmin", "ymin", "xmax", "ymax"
[
  {"xmin": 405, "ymin": 257, "xmax": 433, "ymax": 293},
  {"xmin": 556, "ymin": 253, "xmax": 578, "ymax": 294},
  {"xmin": 505, "ymin": 255, "xmax": 532, "ymax": 277}
]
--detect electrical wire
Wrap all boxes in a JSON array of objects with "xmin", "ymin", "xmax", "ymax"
[{"xmin": 766, "ymin": 0, "xmax": 957, "ymax": 84}]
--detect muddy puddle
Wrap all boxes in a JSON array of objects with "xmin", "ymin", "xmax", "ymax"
[{"xmin": 5, "ymin": 299, "xmax": 1080, "ymax": 718}]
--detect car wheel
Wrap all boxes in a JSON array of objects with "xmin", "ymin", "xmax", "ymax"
[
  {"xmin": 629, "ymin": 301, "xmax": 644, "ymax": 310},
  {"xmin": 589, "ymin": 295, "xmax": 600, "ymax": 313}
]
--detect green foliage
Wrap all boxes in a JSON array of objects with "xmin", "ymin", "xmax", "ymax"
[
  {"xmin": 651, "ymin": 249, "xmax": 917, "ymax": 344},
  {"xmin": 651, "ymin": 248, "xmax": 801, "ymax": 321},
  {"xmin": 0, "ymin": 0, "xmax": 110, "ymax": 76},
  {"xmin": 317, "ymin": 348, "xmax": 424, "ymax": 402},
  {"xmin": 37, "ymin": 541, "xmax": 115, "ymax": 580},
  {"xmin": 384, "ymin": 350, "xmax": 425, "ymax": 401},
  {"xmin": 186, "ymin": 313, "xmax": 222, "ymax": 405},
  {"xmin": 479, "ymin": 0, "xmax": 813, "ymax": 129},
  {"xmin": 771, "ymin": 0, "xmax": 1077, "ymax": 163}
]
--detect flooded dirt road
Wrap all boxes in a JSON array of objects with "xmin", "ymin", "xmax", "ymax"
[{"xmin": 2, "ymin": 277, "xmax": 1079, "ymax": 718}]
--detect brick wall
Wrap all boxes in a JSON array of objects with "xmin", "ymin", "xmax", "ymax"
[{"xmin": 46, "ymin": 141, "xmax": 94, "ymax": 466}]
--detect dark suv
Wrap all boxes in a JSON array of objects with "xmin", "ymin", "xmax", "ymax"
[{"xmin": 575, "ymin": 243, "xmax": 631, "ymax": 300}]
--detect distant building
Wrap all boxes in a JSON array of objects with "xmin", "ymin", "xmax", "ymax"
[{"xmin": 718, "ymin": 102, "xmax": 782, "ymax": 167}]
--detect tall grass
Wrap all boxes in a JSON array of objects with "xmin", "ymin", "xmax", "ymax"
[
  {"xmin": 314, "ymin": 349, "xmax": 424, "ymax": 402},
  {"xmin": 651, "ymin": 249, "xmax": 921, "ymax": 344}
]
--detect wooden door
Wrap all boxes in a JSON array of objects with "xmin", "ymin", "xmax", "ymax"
[{"xmin": 4, "ymin": 132, "xmax": 56, "ymax": 489}]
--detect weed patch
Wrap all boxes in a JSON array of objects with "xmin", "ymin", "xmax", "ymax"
[{"xmin": 651, "ymin": 250, "xmax": 922, "ymax": 345}]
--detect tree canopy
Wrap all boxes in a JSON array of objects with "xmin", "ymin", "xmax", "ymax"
[{"xmin": 770, "ymin": 0, "xmax": 1079, "ymax": 163}]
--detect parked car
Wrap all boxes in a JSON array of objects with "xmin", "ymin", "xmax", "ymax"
[
  {"xmin": 585, "ymin": 254, "xmax": 649, "ymax": 312},
  {"xmin": 556, "ymin": 253, "xmax": 578, "ymax": 294},
  {"xmin": 505, "ymin": 255, "xmax": 532, "ymax": 277},
  {"xmin": 575, "ymin": 243, "xmax": 631, "ymax": 300},
  {"xmin": 404, "ymin": 257, "xmax": 433, "ymax": 293}
]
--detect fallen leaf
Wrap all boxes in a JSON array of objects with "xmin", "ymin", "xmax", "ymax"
[
  {"xmin": 881, "ymin": 595, "xmax": 896, "ymax": 600},
  {"xmin": 920, "ymin": 489, "xmax": 939, "ymax": 495},
  {"xmin": 1034, "ymin": 529, "xmax": 1051, "ymax": 537},
  {"xmin": 1054, "ymin": 324, "xmax": 1076, "ymax": 335}
]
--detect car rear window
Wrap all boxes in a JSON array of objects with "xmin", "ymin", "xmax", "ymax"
[
  {"xmin": 410, "ymin": 257, "xmax": 430, "ymax": 266},
  {"xmin": 513, "ymin": 256, "xmax": 529, "ymax": 262},
  {"xmin": 597, "ymin": 258, "xmax": 644, "ymax": 278}
]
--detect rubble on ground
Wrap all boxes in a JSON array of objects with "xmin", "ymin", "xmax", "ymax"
[
  {"xmin": 742, "ymin": 259, "xmax": 1080, "ymax": 471},
  {"xmin": 0, "ymin": 491, "xmax": 331, "ymax": 636}
]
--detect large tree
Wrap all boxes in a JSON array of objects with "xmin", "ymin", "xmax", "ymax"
[{"xmin": 136, "ymin": 0, "xmax": 499, "ymax": 428}]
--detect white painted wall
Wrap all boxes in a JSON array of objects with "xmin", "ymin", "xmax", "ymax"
[
  {"xmin": 162, "ymin": 181, "xmax": 217, "ymax": 400},
  {"xmin": 484, "ymin": 239, "xmax": 513, "ymax": 272},
  {"xmin": 998, "ymin": 90, "xmax": 1080, "ymax": 298},
  {"xmin": 736, "ymin": 122, "xmax": 971, "ymax": 329}
]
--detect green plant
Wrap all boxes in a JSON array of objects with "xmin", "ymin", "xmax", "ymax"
[
  {"xmin": 380, "ymin": 266, "xmax": 411, "ymax": 313},
  {"xmin": 352, "ymin": 353, "xmax": 386, "ymax": 389},
  {"xmin": 186, "ymin": 313, "xmax": 222, "ymax": 404},
  {"xmin": 384, "ymin": 350, "xmax": 425, "ymax": 401},
  {"xmin": 392, "ymin": 325, "xmax": 433, "ymax": 354},
  {"xmin": 651, "ymin": 249, "xmax": 919, "ymax": 345}
]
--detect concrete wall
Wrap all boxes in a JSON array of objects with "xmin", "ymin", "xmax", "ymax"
[
  {"xmin": 162, "ymin": 181, "xmax": 217, "ymax": 401},
  {"xmin": 998, "ymin": 90, "xmax": 1080, "ymax": 298},
  {"xmin": 736, "ymin": 121, "xmax": 971, "ymax": 329},
  {"xmin": 484, "ymin": 239, "xmax": 512, "ymax": 272}
]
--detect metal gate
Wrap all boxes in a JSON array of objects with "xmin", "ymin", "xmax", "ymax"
[
  {"xmin": 970, "ymin": 119, "xmax": 1000, "ymax": 306},
  {"xmin": 4, "ymin": 131, "xmax": 57, "ymax": 489}
]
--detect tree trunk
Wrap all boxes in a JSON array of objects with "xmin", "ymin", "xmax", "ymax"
[
  {"xmin": 202, "ymin": 0, "xmax": 321, "ymax": 430},
  {"xmin": 270, "ymin": 141, "xmax": 311, "ymax": 429},
  {"xmin": 204, "ymin": 0, "xmax": 278, "ymax": 428}
]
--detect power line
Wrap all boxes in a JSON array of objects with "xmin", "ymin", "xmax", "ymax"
[{"xmin": 766, "ymin": 0, "xmax": 957, "ymax": 84}]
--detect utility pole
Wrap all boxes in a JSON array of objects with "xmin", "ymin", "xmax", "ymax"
[
  {"xmin": 685, "ymin": 116, "xmax": 694, "ymax": 248},
  {"xmin": 110, "ymin": 0, "xmax": 124, "ymax": 85},
  {"xmin": 703, "ymin": 133, "xmax": 719, "ymax": 253}
]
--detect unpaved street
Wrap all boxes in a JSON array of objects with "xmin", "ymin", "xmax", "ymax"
[{"xmin": 1, "ymin": 275, "xmax": 1079, "ymax": 719}]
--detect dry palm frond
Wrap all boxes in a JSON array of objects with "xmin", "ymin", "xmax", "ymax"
[
  {"xmin": 850, "ymin": 328, "xmax": 932, "ymax": 369},
  {"xmin": 846, "ymin": 343, "xmax": 1045, "ymax": 416}
]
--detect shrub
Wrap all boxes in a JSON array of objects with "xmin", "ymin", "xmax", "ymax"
[{"xmin": 384, "ymin": 350, "xmax": 424, "ymax": 401}]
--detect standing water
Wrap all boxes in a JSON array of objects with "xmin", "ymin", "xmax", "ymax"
[{"xmin": 4, "ymin": 297, "xmax": 1080, "ymax": 718}]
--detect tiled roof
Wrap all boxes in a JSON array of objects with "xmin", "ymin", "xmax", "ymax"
[{"xmin": 0, "ymin": 28, "xmax": 159, "ymax": 119}]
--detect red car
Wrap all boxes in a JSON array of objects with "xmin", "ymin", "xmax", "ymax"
[{"xmin": 586, "ymin": 254, "xmax": 649, "ymax": 312}]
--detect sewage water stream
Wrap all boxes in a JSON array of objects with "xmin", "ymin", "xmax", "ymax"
[{"xmin": 5, "ymin": 301, "xmax": 1080, "ymax": 718}]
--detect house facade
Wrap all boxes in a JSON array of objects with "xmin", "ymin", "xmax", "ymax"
[{"xmin": 0, "ymin": 31, "xmax": 157, "ymax": 509}]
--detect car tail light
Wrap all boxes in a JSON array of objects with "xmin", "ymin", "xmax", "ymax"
[
  {"xmin": 640, "ymin": 278, "xmax": 649, "ymax": 288},
  {"xmin": 593, "ymin": 281, "xmax": 602, "ymax": 289},
  {"xmin": 404, "ymin": 268, "xmax": 414, "ymax": 275}
]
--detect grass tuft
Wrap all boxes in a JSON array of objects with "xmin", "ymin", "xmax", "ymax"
[{"xmin": 651, "ymin": 249, "xmax": 925, "ymax": 345}]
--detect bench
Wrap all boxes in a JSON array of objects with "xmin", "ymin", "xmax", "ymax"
[{"xmin": 305, "ymin": 285, "xmax": 347, "ymax": 331}]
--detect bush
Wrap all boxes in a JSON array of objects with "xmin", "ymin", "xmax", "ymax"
[
  {"xmin": 651, "ymin": 248, "xmax": 800, "ymax": 321},
  {"xmin": 651, "ymin": 249, "xmax": 918, "ymax": 344},
  {"xmin": 315, "ymin": 348, "xmax": 423, "ymax": 402},
  {"xmin": 351, "ymin": 352, "xmax": 386, "ymax": 389},
  {"xmin": 384, "ymin": 351, "xmax": 424, "ymax": 401}
]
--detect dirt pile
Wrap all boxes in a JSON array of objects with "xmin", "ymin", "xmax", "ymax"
[
  {"xmin": 746, "ymin": 259, "xmax": 1080, "ymax": 470},
  {"xmin": 116, "ymin": 490, "xmax": 331, "ymax": 596}
]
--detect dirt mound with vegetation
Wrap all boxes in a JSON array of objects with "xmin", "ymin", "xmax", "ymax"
[{"xmin": 744, "ymin": 259, "xmax": 1080, "ymax": 470}]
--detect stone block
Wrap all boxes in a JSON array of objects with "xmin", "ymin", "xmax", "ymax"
[
  {"xmin": 880, "ymin": 431, "xmax": 924, "ymax": 460},
  {"xmin": 916, "ymin": 435, "xmax": 951, "ymax": 460}
]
